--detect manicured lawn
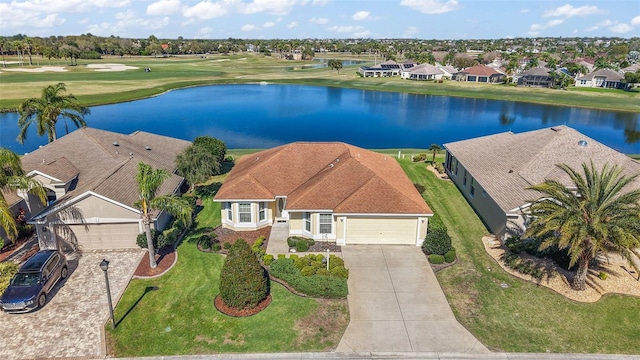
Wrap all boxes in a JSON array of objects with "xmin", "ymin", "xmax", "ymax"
[
  {"xmin": 107, "ymin": 197, "xmax": 348, "ymax": 356},
  {"xmin": 400, "ymin": 157, "xmax": 640, "ymax": 354}
]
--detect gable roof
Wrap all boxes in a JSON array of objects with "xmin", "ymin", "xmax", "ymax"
[
  {"xmin": 458, "ymin": 64, "xmax": 504, "ymax": 76},
  {"xmin": 215, "ymin": 142, "xmax": 432, "ymax": 215},
  {"xmin": 21, "ymin": 127, "xmax": 190, "ymax": 218},
  {"xmin": 406, "ymin": 63, "xmax": 444, "ymax": 76},
  {"xmin": 444, "ymin": 126, "xmax": 640, "ymax": 213},
  {"xmin": 578, "ymin": 69, "xmax": 624, "ymax": 81}
]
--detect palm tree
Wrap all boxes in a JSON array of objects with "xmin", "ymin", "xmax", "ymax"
[
  {"xmin": 428, "ymin": 144, "xmax": 442, "ymax": 164},
  {"xmin": 0, "ymin": 148, "xmax": 46, "ymax": 244},
  {"xmin": 525, "ymin": 162, "xmax": 640, "ymax": 290},
  {"xmin": 135, "ymin": 162, "xmax": 193, "ymax": 268},
  {"xmin": 17, "ymin": 83, "xmax": 89, "ymax": 144}
]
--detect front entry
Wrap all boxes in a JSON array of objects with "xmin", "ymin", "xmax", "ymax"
[{"xmin": 275, "ymin": 197, "xmax": 288, "ymax": 221}]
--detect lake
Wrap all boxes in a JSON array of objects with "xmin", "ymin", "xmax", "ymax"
[{"xmin": 1, "ymin": 84, "xmax": 639, "ymax": 154}]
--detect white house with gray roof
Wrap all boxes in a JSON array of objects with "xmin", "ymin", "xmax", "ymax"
[
  {"xmin": 19, "ymin": 128, "xmax": 190, "ymax": 251},
  {"xmin": 575, "ymin": 69, "xmax": 624, "ymax": 88},
  {"xmin": 444, "ymin": 126, "xmax": 640, "ymax": 238}
]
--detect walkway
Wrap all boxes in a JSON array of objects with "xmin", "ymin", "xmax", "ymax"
[
  {"xmin": 266, "ymin": 221, "xmax": 289, "ymax": 255},
  {"xmin": 336, "ymin": 245, "xmax": 488, "ymax": 353}
]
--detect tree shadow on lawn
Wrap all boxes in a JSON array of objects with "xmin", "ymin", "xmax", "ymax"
[{"xmin": 115, "ymin": 286, "xmax": 159, "ymax": 327}]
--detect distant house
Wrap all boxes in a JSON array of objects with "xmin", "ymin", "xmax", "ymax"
[
  {"xmin": 454, "ymin": 65, "xmax": 506, "ymax": 83},
  {"xmin": 401, "ymin": 63, "xmax": 444, "ymax": 80},
  {"xmin": 214, "ymin": 142, "xmax": 433, "ymax": 246},
  {"xmin": 18, "ymin": 128, "xmax": 190, "ymax": 251},
  {"xmin": 575, "ymin": 69, "xmax": 624, "ymax": 88},
  {"xmin": 443, "ymin": 126, "xmax": 640, "ymax": 238},
  {"xmin": 359, "ymin": 60, "xmax": 402, "ymax": 77},
  {"xmin": 516, "ymin": 67, "xmax": 553, "ymax": 88},
  {"xmin": 622, "ymin": 63, "xmax": 640, "ymax": 73},
  {"xmin": 435, "ymin": 63, "xmax": 458, "ymax": 78}
]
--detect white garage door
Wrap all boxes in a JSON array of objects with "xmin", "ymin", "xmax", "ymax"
[
  {"xmin": 55, "ymin": 223, "xmax": 140, "ymax": 251},
  {"xmin": 346, "ymin": 218, "xmax": 418, "ymax": 245}
]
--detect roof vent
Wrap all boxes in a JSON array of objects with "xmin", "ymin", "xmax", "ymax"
[
  {"xmin": 113, "ymin": 141, "xmax": 119, "ymax": 146},
  {"xmin": 145, "ymin": 146, "xmax": 151, "ymax": 151},
  {"xmin": 578, "ymin": 140, "xmax": 588, "ymax": 147},
  {"xmin": 551, "ymin": 126, "xmax": 563, "ymax": 132},
  {"xmin": 329, "ymin": 163, "xmax": 334, "ymax": 168},
  {"xmin": 508, "ymin": 169, "xmax": 513, "ymax": 173},
  {"xmin": 129, "ymin": 152, "xmax": 134, "ymax": 156}
]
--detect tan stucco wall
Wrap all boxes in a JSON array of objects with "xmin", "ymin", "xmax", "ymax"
[
  {"xmin": 289, "ymin": 212, "xmax": 303, "ymax": 232},
  {"xmin": 220, "ymin": 201, "xmax": 274, "ymax": 231},
  {"xmin": 56, "ymin": 195, "xmax": 139, "ymax": 222}
]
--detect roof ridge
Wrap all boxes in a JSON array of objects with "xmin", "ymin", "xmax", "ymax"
[
  {"xmin": 82, "ymin": 127, "xmax": 120, "ymax": 160},
  {"xmin": 286, "ymin": 147, "xmax": 352, "ymax": 201},
  {"xmin": 89, "ymin": 157, "xmax": 134, "ymax": 192}
]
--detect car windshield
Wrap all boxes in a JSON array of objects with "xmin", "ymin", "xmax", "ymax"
[{"xmin": 10, "ymin": 272, "xmax": 40, "ymax": 286}]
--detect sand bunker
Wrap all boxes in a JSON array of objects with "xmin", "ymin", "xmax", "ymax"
[
  {"xmin": 86, "ymin": 63, "xmax": 139, "ymax": 72},
  {"xmin": 3, "ymin": 66, "xmax": 67, "ymax": 73}
]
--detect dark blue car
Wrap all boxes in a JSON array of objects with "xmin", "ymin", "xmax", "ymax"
[{"xmin": 0, "ymin": 250, "xmax": 68, "ymax": 312}]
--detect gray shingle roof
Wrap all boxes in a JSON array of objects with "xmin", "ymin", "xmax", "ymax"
[
  {"xmin": 444, "ymin": 126, "xmax": 640, "ymax": 213},
  {"xmin": 578, "ymin": 69, "xmax": 624, "ymax": 81}
]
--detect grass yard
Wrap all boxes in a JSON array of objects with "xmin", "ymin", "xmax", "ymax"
[
  {"xmin": 400, "ymin": 157, "xmax": 640, "ymax": 354},
  {"xmin": 1, "ymin": 53, "xmax": 639, "ymax": 113},
  {"xmin": 106, "ymin": 196, "xmax": 348, "ymax": 357}
]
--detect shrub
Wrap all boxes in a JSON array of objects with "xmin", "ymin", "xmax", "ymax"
[
  {"xmin": 429, "ymin": 254, "xmax": 445, "ymax": 264},
  {"xmin": 428, "ymin": 213, "xmax": 447, "ymax": 232},
  {"xmin": 295, "ymin": 239, "xmax": 309, "ymax": 252},
  {"xmin": 277, "ymin": 254, "xmax": 286, "ymax": 260},
  {"xmin": 219, "ymin": 239, "xmax": 269, "ymax": 310},
  {"xmin": 270, "ymin": 259, "xmax": 347, "ymax": 298},
  {"xmin": 435, "ymin": 163, "xmax": 446, "ymax": 174},
  {"xmin": 599, "ymin": 271, "xmax": 608, "ymax": 280},
  {"xmin": 330, "ymin": 266, "xmax": 349, "ymax": 279},
  {"xmin": 136, "ymin": 229, "xmax": 161, "ymax": 249},
  {"xmin": 287, "ymin": 237, "xmax": 297, "ymax": 247},
  {"xmin": 263, "ymin": 254, "xmax": 274, "ymax": 266},
  {"xmin": 252, "ymin": 236, "xmax": 266, "ymax": 258},
  {"xmin": 316, "ymin": 268, "xmax": 330, "ymax": 276},
  {"xmin": 422, "ymin": 228, "xmax": 452, "ymax": 255},
  {"xmin": 289, "ymin": 254, "xmax": 299, "ymax": 261},
  {"xmin": 444, "ymin": 249, "xmax": 456, "ymax": 263},
  {"xmin": 301, "ymin": 266, "xmax": 315, "ymax": 276},
  {"xmin": 199, "ymin": 234, "xmax": 215, "ymax": 249},
  {"xmin": 223, "ymin": 242, "xmax": 232, "ymax": 249},
  {"xmin": 414, "ymin": 183, "xmax": 426, "ymax": 194},
  {"xmin": 328, "ymin": 255, "xmax": 344, "ymax": 270},
  {"xmin": 212, "ymin": 243, "xmax": 222, "ymax": 252},
  {"xmin": 0, "ymin": 262, "xmax": 19, "ymax": 293},
  {"xmin": 307, "ymin": 238, "xmax": 315, "ymax": 246}
]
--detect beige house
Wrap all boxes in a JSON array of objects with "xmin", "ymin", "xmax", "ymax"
[
  {"xmin": 20, "ymin": 128, "xmax": 190, "ymax": 251},
  {"xmin": 575, "ymin": 69, "xmax": 624, "ymax": 88},
  {"xmin": 214, "ymin": 142, "xmax": 433, "ymax": 246},
  {"xmin": 444, "ymin": 126, "xmax": 640, "ymax": 238}
]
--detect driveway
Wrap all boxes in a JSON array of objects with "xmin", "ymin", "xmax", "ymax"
[
  {"xmin": 336, "ymin": 245, "xmax": 489, "ymax": 353},
  {"xmin": 0, "ymin": 250, "xmax": 143, "ymax": 359}
]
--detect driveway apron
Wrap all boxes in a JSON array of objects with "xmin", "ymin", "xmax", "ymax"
[
  {"xmin": 0, "ymin": 250, "xmax": 143, "ymax": 360},
  {"xmin": 336, "ymin": 245, "xmax": 488, "ymax": 353}
]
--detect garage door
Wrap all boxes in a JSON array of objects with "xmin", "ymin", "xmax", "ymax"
[
  {"xmin": 55, "ymin": 223, "xmax": 140, "ymax": 251},
  {"xmin": 346, "ymin": 218, "xmax": 417, "ymax": 245}
]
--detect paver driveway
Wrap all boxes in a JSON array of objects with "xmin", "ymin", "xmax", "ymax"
[
  {"xmin": 336, "ymin": 245, "xmax": 489, "ymax": 353},
  {"xmin": 0, "ymin": 250, "xmax": 143, "ymax": 360}
]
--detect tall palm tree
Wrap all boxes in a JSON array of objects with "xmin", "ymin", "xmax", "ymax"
[
  {"xmin": 135, "ymin": 162, "xmax": 193, "ymax": 268},
  {"xmin": 428, "ymin": 144, "xmax": 442, "ymax": 164},
  {"xmin": 0, "ymin": 148, "xmax": 46, "ymax": 244},
  {"xmin": 525, "ymin": 162, "xmax": 640, "ymax": 290},
  {"xmin": 17, "ymin": 83, "xmax": 90, "ymax": 144}
]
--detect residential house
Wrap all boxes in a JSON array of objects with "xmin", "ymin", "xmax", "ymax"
[
  {"xmin": 622, "ymin": 63, "xmax": 640, "ymax": 74},
  {"xmin": 516, "ymin": 67, "xmax": 553, "ymax": 88},
  {"xmin": 435, "ymin": 63, "xmax": 458, "ymax": 79},
  {"xmin": 19, "ymin": 128, "xmax": 190, "ymax": 251},
  {"xmin": 214, "ymin": 142, "xmax": 433, "ymax": 246},
  {"xmin": 454, "ymin": 65, "xmax": 506, "ymax": 83},
  {"xmin": 401, "ymin": 63, "xmax": 444, "ymax": 80},
  {"xmin": 575, "ymin": 69, "xmax": 624, "ymax": 88},
  {"xmin": 444, "ymin": 126, "xmax": 640, "ymax": 238},
  {"xmin": 359, "ymin": 60, "xmax": 402, "ymax": 77}
]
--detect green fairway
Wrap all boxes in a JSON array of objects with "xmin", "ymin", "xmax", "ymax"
[
  {"xmin": 1, "ymin": 53, "xmax": 639, "ymax": 112},
  {"xmin": 400, "ymin": 156, "xmax": 640, "ymax": 354}
]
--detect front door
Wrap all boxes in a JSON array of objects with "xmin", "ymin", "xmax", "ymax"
[{"xmin": 275, "ymin": 197, "xmax": 288, "ymax": 220}]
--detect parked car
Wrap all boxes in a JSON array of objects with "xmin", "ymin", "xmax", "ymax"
[{"xmin": 0, "ymin": 250, "xmax": 68, "ymax": 312}]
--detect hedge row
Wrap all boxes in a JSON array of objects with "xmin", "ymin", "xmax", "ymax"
[{"xmin": 269, "ymin": 258, "xmax": 348, "ymax": 298}]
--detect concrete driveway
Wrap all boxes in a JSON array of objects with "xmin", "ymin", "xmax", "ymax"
[
  {"xmin": 0, "ymin": 250, "xmax": 143, "ymax": 360},
  {"xmin": 336, "ymin": 245, "xmax": 489, "ymax": 353}
]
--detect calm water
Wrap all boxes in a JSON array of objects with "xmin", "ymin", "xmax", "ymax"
[{"xmin": 1, "ymin": 84, "xmax": 639, "ymax": 154}]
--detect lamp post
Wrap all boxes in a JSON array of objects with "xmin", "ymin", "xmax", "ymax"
[{"xmin": 99, "ymin": 259, "xmax": 115, "ymax": 329}]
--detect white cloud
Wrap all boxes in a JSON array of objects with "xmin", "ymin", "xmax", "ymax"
[
  {"xmin": 352, "ymin": 11, "xmax": 370, "ymax": 21},
  {"xmin": 263, "ymin": 21, "xmax": 276, "ymax": 28},
  {"xmin": 182, "ymin": 1, "xmax": 227, "ymax": 20},
  {"xmin": 241, "ymin": 24, "xmax": 257, "ymax": 31},
  {"xmin": 287, "ymin": 21, "xmax": 297, "ymax": 28},
  {"xmin": 543, "ymin": 4, "xmax": 599, "ymax": 18},
  {"xmin": 403, "ymin": 26, "xmax": 419, "ymax": 38},
  {"xmin": 596, "ymin": 19, "xmax": 615, "ymax": 27},
  {"xmin": 238, "ymin": 0, "xmax": 298, "ymax": 16},
  {"xmin": 310, "ymin": 17, "xmax": 328, "ymax": 24},
  {"xmin": 7, "ymin": 0, "xmax": 129, "ymax": 14},
  {"xmin": 147, "ymin": 0, "xmax": 181, "ymax": 16},
  {"xmin": 632, "ymin": 16, "xmax": 640, "ymax": 26},
  {"xmin": 399, "ymin": 0, "xmax": 459, "ymax": 15},
  {"xmin": 529, "ymin": 19, "xmax": 564, "ymax": 32},
  {"xmin": 610, "ymin": 23, "xmax": 633, "ymax": 34}
]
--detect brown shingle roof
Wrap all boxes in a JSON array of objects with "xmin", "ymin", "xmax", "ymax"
[
  {"xmin": 445, "ymin": 126, "xmax": 640, "ymax": 213},
  {"xmin": 215, "ymin": 142, "xmax": 432, "ymax": 215},
  {"xmin": 22, "ymin": 128, "xmax": 190, "ymax": 215},
  {"xmin": 458, "ymin": 64, "xmax": 503, "ymax": 76}
]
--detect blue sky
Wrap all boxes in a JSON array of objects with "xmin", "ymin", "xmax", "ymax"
[{"xmin": 1, "ymin": 0, "xmax": 639, "ymax": 39}]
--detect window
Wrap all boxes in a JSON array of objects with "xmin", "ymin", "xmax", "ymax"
[
  {"xmin": 259, "ymin": 202, "xmax": 267, "ymax": 221},
  {"xmin": 304, "ymin": 212, "xmax": 311, "ymax": 232},
  {"xmin": 470, "ymin": 178, "xmax": 475, "ymax": 197},
  {"xmin": 226, "ymin": 203, "xmax": 233, "ymax": 221},
  {"xmin": 239, "ymin": 203, "xmax": 251, "ymax": 223},
  {"xmin": 463, "ymin": 170, "xmax": 468, "ymax": 187},
  {"xmin": 319, "ymin": 214, "xmax": 332, "ymax": 234}
]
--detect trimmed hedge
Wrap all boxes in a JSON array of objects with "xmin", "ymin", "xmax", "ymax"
[
  {"xmin": 429, "ymin": 254, "xmax": 445, "ymax": 264},
  {"xmin": 270, "ymin": 258, "xmax": 347, "ymax": 298},
  {"xmin": 219, "ymin": 239, "xmax": 269, "ymax": 309},
  {"xmin": 423, "ymin": 228, "xmax": 452, "ymax": 255},
  {"xmin": 444, "ymin": 248, "xmax": 457, "ymax": 263}
]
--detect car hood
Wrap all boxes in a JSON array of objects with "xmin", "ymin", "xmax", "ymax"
[{"xmin": 0, "ymin": 285, "xmax": 40, "ymax": 303}]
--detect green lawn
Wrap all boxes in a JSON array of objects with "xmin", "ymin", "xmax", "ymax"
[
  {"xmin": 401, "ymin": 157, "xmax": 640, "ymax": 354},
  {"xmin": 107, "ymin": 197, "xmax": 348, "ymax": 356}
]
